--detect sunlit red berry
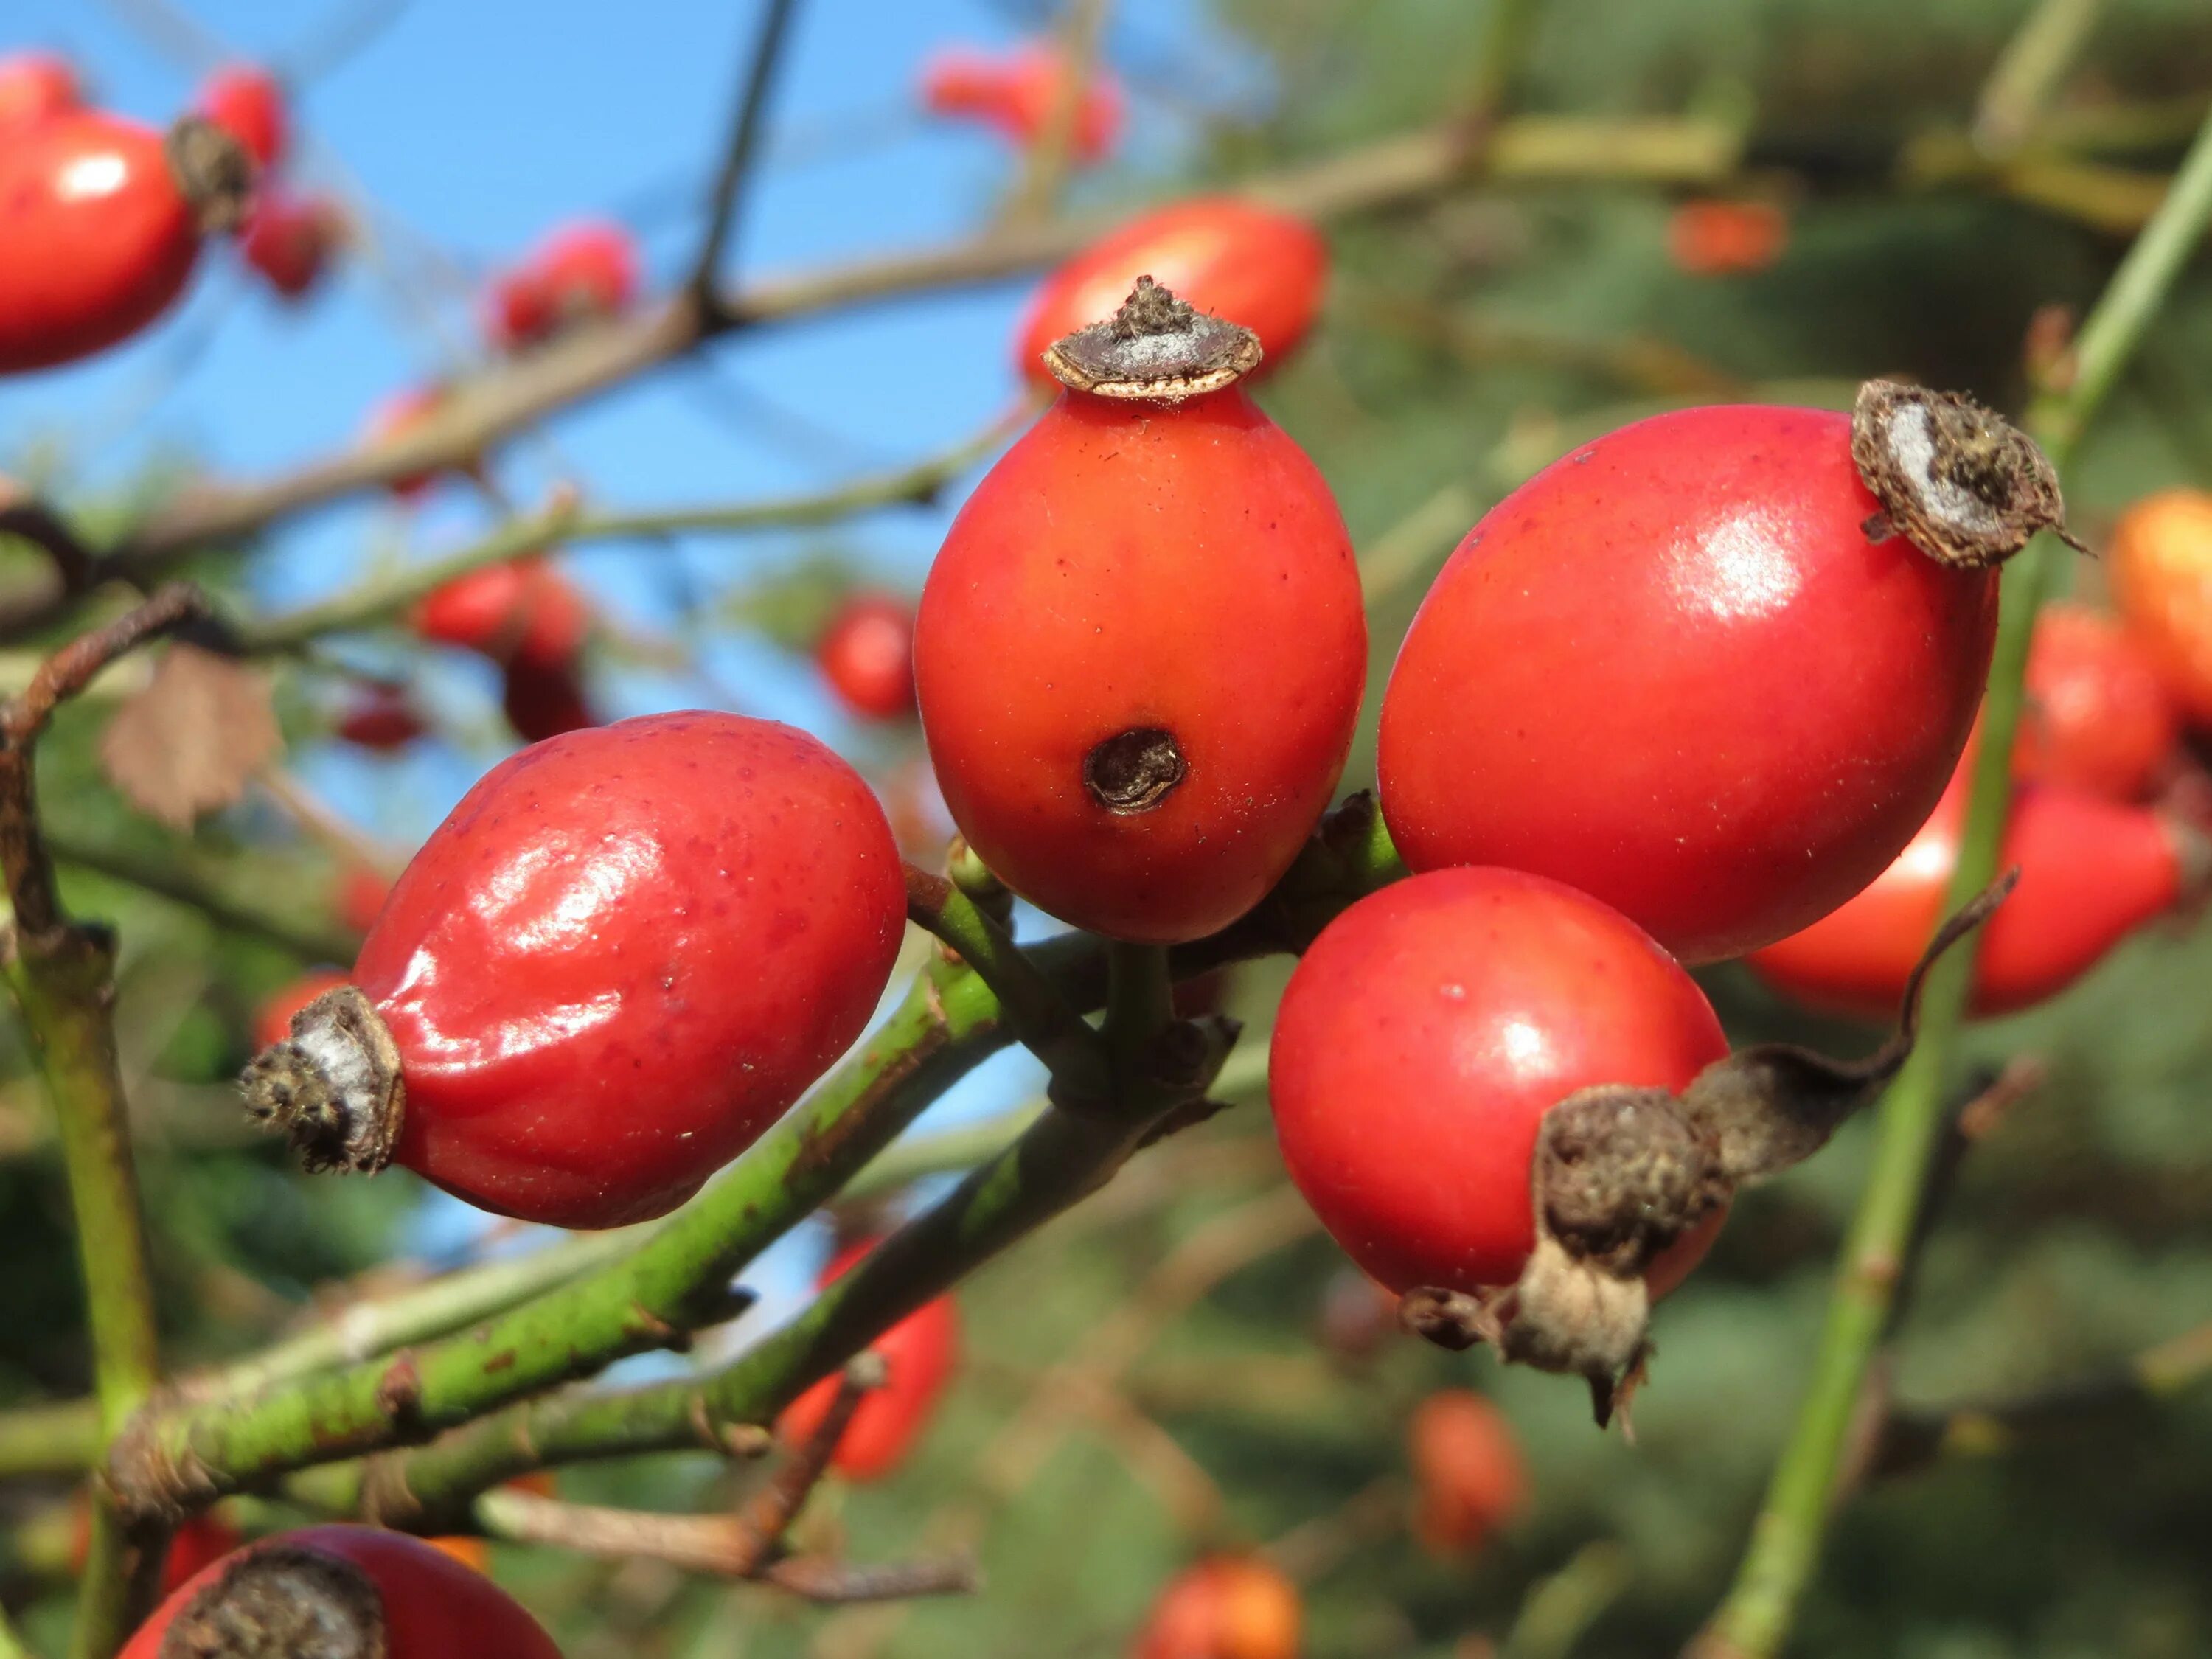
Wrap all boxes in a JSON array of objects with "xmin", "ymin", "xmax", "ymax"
[
  {"xmin": 1747, "ymin": 764, "xmax": 2193, "ymax": 1020},
  {"xmin": 246, "ymin": 714, "xmax": 908, "ymax": 1228},
  {"xmin": 337, "ymin": 684, "xmax": 428, "ymax": 752},
  {"xmin": 921, "ymin": 41, "xmax": 1124, "ymax": 161},
  {"xmin": 1270, "ymin": 867, "xmax": 1731, "ymax": 1295},
  {"xmin": 918, "ymin": 281, "xmax": 1366, "ymax": 943},
  {"xmin": 1015, "ymin": 199, "xmax": 1328, "ymax": 390},
  {"xmin": 119, "ymin": 1526, "xmax": 561, "ymax": 1659},
  {"xmin": 1408, "ymin": 1391, "xmax": 1528, "ymax": 1558},
  {"xmin": 499, "ymin": 656, "xmax": 597, "ymax": 744},
  {"xmin": 0, "ymin": 52, "xmax": 80, "ymax": 133},
  {"xmin": 413, "ymin": 557, "xmax": 588, "ymax": 671},
  {"xmin": 2016, "ymin": 602, "xmax": 2177, "ymax": 799},
  {"xmin": 1133, "ymin": 1557, "xmax": 1301, "ymax": 1659},
  {"xmin": 817, "ymin": 593, "xmax": 917, "ymax": 720},
  {"xmin": 2112, "ymin": 488, "xmax": 2212, "ymax": 726},
  {"xmin": 255, "ymin": 968, "xmax": 351, "ymax": 1051},
  {"xmin": 1380, "ymin": 397, "xmax": 2014, "ymax": 963},
  {"xmin": 778, "ymin": 1242, "xmax": 959, "ymax": 1481},
  {"xmin": 0, "ymin": 111, "xmax": 233, "ymax": 373},
  {"xmin": 241, "ymin": 189, "xmax": 344, "ymax": 300},
  {"xmin": 196, "ymin": 63, "xmax": 285, "ymax": 171},
  {"xmin": 1666, "ymin": 199, "xmax": 1789, "ymax": 276},
  {"xmin": 486, "ymin": 219, "xmax": 639, "ymax": 352}
]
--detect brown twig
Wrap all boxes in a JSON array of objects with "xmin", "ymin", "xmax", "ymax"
[
  {"xmin": 731, "ymin": 1352, "xmax": 884, "ymax": 1571},
  {"xmin": 1000, "ymin": 0, "xmax": 1115, "ymax": 226},
  {"xmin": 692, "ymin": 0, "xmax": 805, "ymax": 307},
  {"xmin": 0, "ymin": 483, "xmax": 98, "ymax": 600}
]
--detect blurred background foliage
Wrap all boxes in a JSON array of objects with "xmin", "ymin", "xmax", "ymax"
[{"xmin": 5, "ymin": 0, "xmax": 2212, "ymax": 1655}]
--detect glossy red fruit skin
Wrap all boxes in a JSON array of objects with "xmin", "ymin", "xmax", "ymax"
[
  {"xmin": 777, "ymin": 1243, "xmax": 959, "ymax": 1480},
  {"xmin": 1270, "ymin": 867, "xmax": 1731, "ymax": 1295},
  {"xmin": 1015, "ymin": 199, "xmax": 1327, "ymax": 389},
  {"xmin": 338, "ymin": 685, "xmax": 428, "ymax": 752},
  {"xmin": 1133, "ymin": 1557, "xmax": 1301, "ymax": 1659},
  {"xmin": 1747, "ymin": 767, "xmax": 2185, "ymax": 1020},
  {"xmin": 241, "ymin": 189, "xmax": 341, "ymax": 299},
  {"xmin": 0, "ymin": 52, "xmax": 80, "ymax": 132},
  {"xmin": 414, "ymin": 558, "xmax": 588, "ymax": 670},
  {"xmin": 198, "ymin": 64, "xmax": 285, "ymax": 170},
  {"xmin": 500, "ymin": 656, "xmax": 597, "ymax": 744},
  {"xmin": 817, "ymin": 594, "xmax": 917, "ymax": 720},
  {"xmin": 352, "ymin": 712, "xmax": 905, "ymax": 1228},
  {"xmin": 255, "ymin": 968, "xmax": 352, "ymax": 1051},
  {"xmin": 0, "ymin": 111, "xmax": 202, "ymax": 373},
  {"xmin": 2017, "ymin": 602, "xmax": 2177, "ymax": 800},
  {"xmin": 1379, "ymin": 405, "xmax": 2000, "ymax": 964},
  {"xmin": 915, "ymin": 388, "xmax": 1366, "ymax": 944},
  {"xmin": 488, "ymin": 220, "xmax": 638, "ymax": 350},
  {"xmin": 1408, "ymin": 1390, "xmax": 1528, "ymax": 1557},
  {"xmin": 119, "ymin": 1526, "xmax": 562, "ymax": 1659}
]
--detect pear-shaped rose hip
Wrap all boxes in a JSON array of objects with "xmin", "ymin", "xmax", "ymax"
[{"xmin": 243, "ymin": 712, "xmax": 906, "ymax": 1228}]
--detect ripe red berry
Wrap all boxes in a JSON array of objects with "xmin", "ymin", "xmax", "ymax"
[
  {"xmin": 778, "ymin": 1242, "xmax": 959, "ymax": 1480},
  {"xmin": 119, "ymin": 1526, "xmax": 561, "ymax": 1659},
  {"xmin": 817, "ymin": 593, "xmax": 917, "ymax": 720},
  {"xmin": 1666, "ymin": 198, "xmax": 1789, "ymax": 276},
  {"xmin": 255, "ymin": 968, "xmax": 351, "ymax": 1051},
  {"xmin": 414, "ymin": 557, "xmax": 588, "ymax": 671},
  {"xmin": 1407, "ymin": 1390, "xmax": 1528, "ymax": 1558},
  {"xmin": 240, "ymin": 188, "xmax": 344, "ymax": 300},
  {"xmin": 1747, "ymin": 765, "xmax": 2193, "ymax": 1020},
  {"xmin": 917, "ymin": 279, "xmax": 1366, "ymax": 943},
  {"xmin": 71, "ymin": 1498, "xmax": 238, "ymax": 1598},
  {"xmin": 2016, "ymin": 602, "xmax": 2177, "ymax": 800},
  {"xmin": 1133, "ymin": 1557, "xmax": 1301, "ymax": 1659},
  {"xmin": 499, "ymin": 656, "xmax": 598, "ymax": 744},
  {"xmin": 337, "ymin": 684, "xmax": 428, "ymax": 752},
  {"xmin": 1014, "ymin": 199, "xmax": 1328, "ymax": 390},
  {"xmin": 1377, "ymin": 386, "xmax": 2076, "ymax": 963},
  {"xmin": 338, "ymin": 865, "xmax": 392, "ymax": 936},
  {"xmin": 1270, "ymin": 867, "xmax": 1731, "ymax": 1296},
  {"xmin": 920, "ymin": 41, "xmax": 1123, "ymax": 161},
  {"xmin": 486, "ymin": 219, "xmax": 639, "ymax": 351},
  {"xmin": 196, "ymin": 63, "xmax": 286, "ymax": 171},
  {"xmin": 0, "ymin": 52, "xmax": 81, "ymax": 133},
  {"xmin": 245, "ymin": 714, "xmax": 907, "ymax": 1228},
  {"xmin": 0, "ymin": 111, "xmax": 246, "ymax": 374},
  {"xmin": 2111, "ymin": 489, "xmax": 2212, "ymax": 725}
]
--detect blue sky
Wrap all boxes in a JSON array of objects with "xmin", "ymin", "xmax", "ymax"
[{"xmin": 1, "ymin": 0, "xmax": 1270, "ymax": 1284}]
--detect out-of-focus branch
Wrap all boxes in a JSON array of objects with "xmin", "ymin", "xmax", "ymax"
[
  {"xmin": 692, "ymin": 0, "xmax": 804, "ymax": 305},
  {"xmin": 46, "ymin": 827, "xmax": 363, "ymax": 964},
  {"xmin": 1001, "ymin": 0, "xmax": 1115, "ymax": 226}
]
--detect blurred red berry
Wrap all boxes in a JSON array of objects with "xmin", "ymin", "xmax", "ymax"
[
  {"xmin": 1133, "ymin": 1557, "xmax": 1301, "ymax": 1659},
  {"xmin": 1408, "ymin": 1391, "xmax": 1528, "ymax": 1559},
  {"xmin": 0, "ymin": 52, "xmax": 80, "ymax": 133},
  {"xmin": 72, "ymin": 1498, "xmax": 238, "ymax": 1599},
  {"xmin": 198, "ymin": 63, "xmax": 286, "ymax": 171},
  {"xmin": 486, "ymin": 219, "xmax": 639, "ymax": 351},
  {"xmin": 413, "ymin": 557, "xmax": 589, "ymax": 670},
  {"xmin": 254, "ymin": 968, "xmax": 351, "ymax": 1051},
  {"xmin": 337, "ymin": 684, "xmax": 427, "ymax": 752},
  {"xmin": 240, "ymin": 189, "xmax": 344, "ymax": 300},
  {"xmin": 338, "ymin": 866, "xmax": 392, "ymax": 935},
  {"xmin": 921, "ymin": 41, "xmax": 1122, "ymax": 161},
  {"xmin": 2111, "ymin": 489, "xmax": 2212, "ymax": 727},
  {"xmin": 817, "ymin": 593, "xmax": 917, "ymax": 720},
  {"xmin": 1667, "ymin": 199, "xmax": 1789, "ymax": 276},
  {"xmin": 500, "ymin": 657, "xmax": 597, "ymax": 745},
  {"xmin": 2017, "ymin": 602, "xmax": 2178, "ymax": 801},
  {"xmin": 779, "ymin": 1242, "xmax": 959, "ymax": 1481}
]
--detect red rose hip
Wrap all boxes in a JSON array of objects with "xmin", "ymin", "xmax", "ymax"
[
  {"xmin": 816, "ymin": 593, "xmax": 917, "ymax": 720},
  {"xmin": 778, "ymin": 1242, "xmax": 959, "ymax": 1480},
  {"xmin": 917, "ymin": 279, "xmax": 1366, "ymax": 943},
  {"xmin": 243, "ymin": 712, "xmax": 907, "ymax": 1228},
  {"xmin": 197, "ymin": 63, "xmax": 287, "ymax": 170},
  {"xmin": 2017, "ymin": 602, "xmax": 2177, "ymax": 800},
  {"xmin": 1379, "ymin": 383, "xmax": 2072, "ymax": 962},
  {"xmin": 0, "ymin": 52, "xmax": 80, "ymax": 133}
]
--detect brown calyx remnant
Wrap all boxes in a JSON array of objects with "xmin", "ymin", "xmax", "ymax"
[
  {"xmin": 1851, "ymin": 379, "xmax": 2086, "ymax": 568},
  {"xmin": 163, "ymin": 116, "xmax": 257, "ymax": 237},
  {"xmin": 1084, "ymin": 727, "xmax": 1187, "ymax": 815},
  {"xmin": 1042, "ymin": 275, "xmax": 1263, "ymax": 401},
  {"xmin": 159, "ymin": 1545, "xmax": 387, "ymax": 1659},
  {"xmin": 238, "ymin": 984, "xmax": 406, "ymax": 1177},
  {"xmin": 1400, "ymin": 873, "xmax": 2020, "ymax": 1429}
]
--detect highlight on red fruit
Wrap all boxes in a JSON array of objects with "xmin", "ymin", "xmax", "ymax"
[
  {"xmin": 1270, "ymin": 866, "xmax": 1731, "ymax": 1297},
  {"xmin": 487, "ymin": 218, "xmax": 639, "ymax": 351},
  {"xmin": 919, "ymin": 41, "xmax": 1124, "ymax": 161},
  {"xmin": 0, "ymin": 52, "xmax": 81, "ymax": 132},
  {"xmin": 241, "ymin": 189, "xmax": 344, "ymax": 300},
  {"xmin": 197, "ymin": 63, "xmax": 287, "ymax": 170},
  {"xmin": 413, "ymin": 557, "xmax": 589, "ymax": 671},
  {"xmin": 338, "ymin": 864, "xmax": 391, "ymax": 935},
  {"xmin": 1014, "ymin": 198, "xmax": 1329, "ymax": 389},
  {"xmin": 1747, "ymin": 762, "xmax": 2195, "ymax": 1021},
  {"xmin": 337, "ymin": 684, "xmax": 428, "ymax": 752},
  {"xmin": 2017, "ymin": 602, "xmax": 2177, "ymax": 800},
  {"xmin": 243, "ymin": 713, "xmax": 908, "ymax": 1228},
  {"xmin": 778, "ymin": 1242, "xmax": 960, "ymax": 1481},
  {"xmin": 119, "ymin": 1525, "xmax": 562, "ymax": 1659},
  {"xmin": 1133, "ymin": 1556, "xmax": 1301, "ymax": 1659},
  {"xmin": 71, "ymin": 1495, "xmax": 238, "ymax": 1599},
  {"xmin": 1377, "ymin": 384, "xmax": 2079, "ymax": 963},
  {"xmin": 919, "ymin": 278, "xmax": 1366, "ymax": 943},
  {"xmin": 254, "ymin": 967, "xmax": 351, "ymax": 1051},
  {"xmin": 499, "ymin": 655, "xmax": 598, "ymax": 744},
  {"xmin": 1408, "ymin": 1390, "xmax": 1529, "ymax": 1558},
  {"xmin": 2111, "ymin": 488, "xmax": 2212, "ymax": 726},
  {"xmin": 817, "ymin": 592, "xmax": 917, "ymax": 720},
  {"xmin": 1666, "ymin": 198, "xmax": 1790, "ymax": 276},
  {"xmin": 0, "ymin": 111, "xmax": 230, "ymax": 374}
]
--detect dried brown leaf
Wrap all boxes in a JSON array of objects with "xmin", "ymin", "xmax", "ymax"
[{"xmin": 99, "ymin": 644, "xmax": 280, "ymax": 829}]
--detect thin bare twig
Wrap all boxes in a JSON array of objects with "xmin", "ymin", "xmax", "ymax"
[
  {"xmin": 693, "ymin": 0, "xmax": 805, "ymax": 305},
  {"xmin": 1000, "ymin": 0, "xmax": 1115, "ymax": 226}
]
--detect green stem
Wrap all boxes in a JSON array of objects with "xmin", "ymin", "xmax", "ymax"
[
  {"xmin": 1692, "ymin": 102, "xmax": 2212, "ymax": 1659},
  {"xmin": 46, "ymin": 828, "xmax": 360, "ymax": 964},
  {"xmin": 1104, "ymin": 942, "xmax": 1174, "ymax": 1091},
  {"xmin": 0, "ymin": 1603, "xmax": 30, "ymax": 1659}
]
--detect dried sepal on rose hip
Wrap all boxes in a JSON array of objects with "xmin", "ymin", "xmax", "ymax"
[
  {"xmin": 239, "ymin": 713, "xmax": 907, "ymax": 1229},
  {"xmin": 1379, "ymin": 378, "xmax": 2080, "ymax": 964},
  {"xmin": 915, "ymin": 276, "xmax": 1366, "ymax": 944}
]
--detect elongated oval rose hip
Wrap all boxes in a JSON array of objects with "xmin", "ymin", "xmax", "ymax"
[
  {"xmin": 917, "ymin": 278, "xmax": 1366, "ymax": 943},
  {"xmin": 242, "ymin": 712, "xmax": 906, "ymax": 1228}
]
